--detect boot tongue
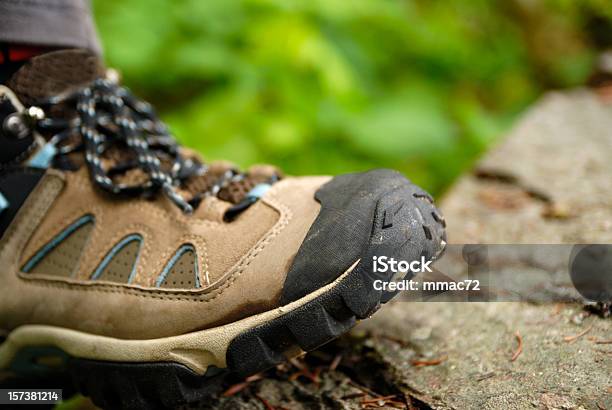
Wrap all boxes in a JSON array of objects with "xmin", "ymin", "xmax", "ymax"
[{"xmin": 6, "ymin": 49, "xmax": 105, "ymax": 106}]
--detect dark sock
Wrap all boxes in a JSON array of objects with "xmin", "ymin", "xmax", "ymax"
[{"xmin": 0, "ymin": 44, "xmax": 52, "ymax": 85}]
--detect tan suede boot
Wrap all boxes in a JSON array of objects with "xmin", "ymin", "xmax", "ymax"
[{"xmin": 0, "ymin": 50, "xmax": 446, "ymax": 409}]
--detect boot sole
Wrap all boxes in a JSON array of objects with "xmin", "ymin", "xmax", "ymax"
[{"xmin": 0, "ymin": 180, "xmax": 446, "ymax": 409}]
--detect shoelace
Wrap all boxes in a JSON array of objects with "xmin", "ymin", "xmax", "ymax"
[{"xmin": 31, "ymin": 77, "xmax": 260, "ymax": 214}]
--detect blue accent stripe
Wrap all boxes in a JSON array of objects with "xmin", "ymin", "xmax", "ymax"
[
  {"xmin": 91, "ymin": 234, "xmax": 143, "ymax": 283},
  {"xmin": 156, "ymin": 244, "xmax": 200, "ymax": 288},
  {"xmin": 247, "ymin": 183, "xmax": 271, "ymax": 199},
  {"xmin": 0, "ymin": 191, "xmax": 8, "ymax": 215},
  {"xmin": 22, "ymin": 215, "xmax": 94, "ymax": 273},
  {"xmin": 28, "ymin": 143, "xmax": 57, "ymax": 169}
]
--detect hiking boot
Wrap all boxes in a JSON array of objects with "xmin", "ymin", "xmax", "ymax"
[{"xmin": 0, "ymin": 50, "xmax": 446, "ymax": 409}]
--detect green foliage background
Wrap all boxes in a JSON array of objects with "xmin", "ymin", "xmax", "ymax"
[{"xmin": 92, "ymin": 0, "xmax": 612, "ymax": 195}]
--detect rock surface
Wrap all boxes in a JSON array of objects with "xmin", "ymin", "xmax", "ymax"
[{"xmin": 442, "ymin": 89, "xmax": 612, "ymax": 244}]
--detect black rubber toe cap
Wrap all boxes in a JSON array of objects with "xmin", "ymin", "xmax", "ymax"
[{"xmin": 279, "ymin": 169, "xmax": 446, "ymax": 305}]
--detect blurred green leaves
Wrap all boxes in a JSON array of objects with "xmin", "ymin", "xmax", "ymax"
[{"xmin": 93, "ymin": 0, "xmax": 611, "ymax": 194}]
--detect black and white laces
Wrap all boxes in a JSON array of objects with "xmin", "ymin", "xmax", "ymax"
[{"xmin": 33, "ymin": 77, "xmax": 248, "ymax": 214}]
